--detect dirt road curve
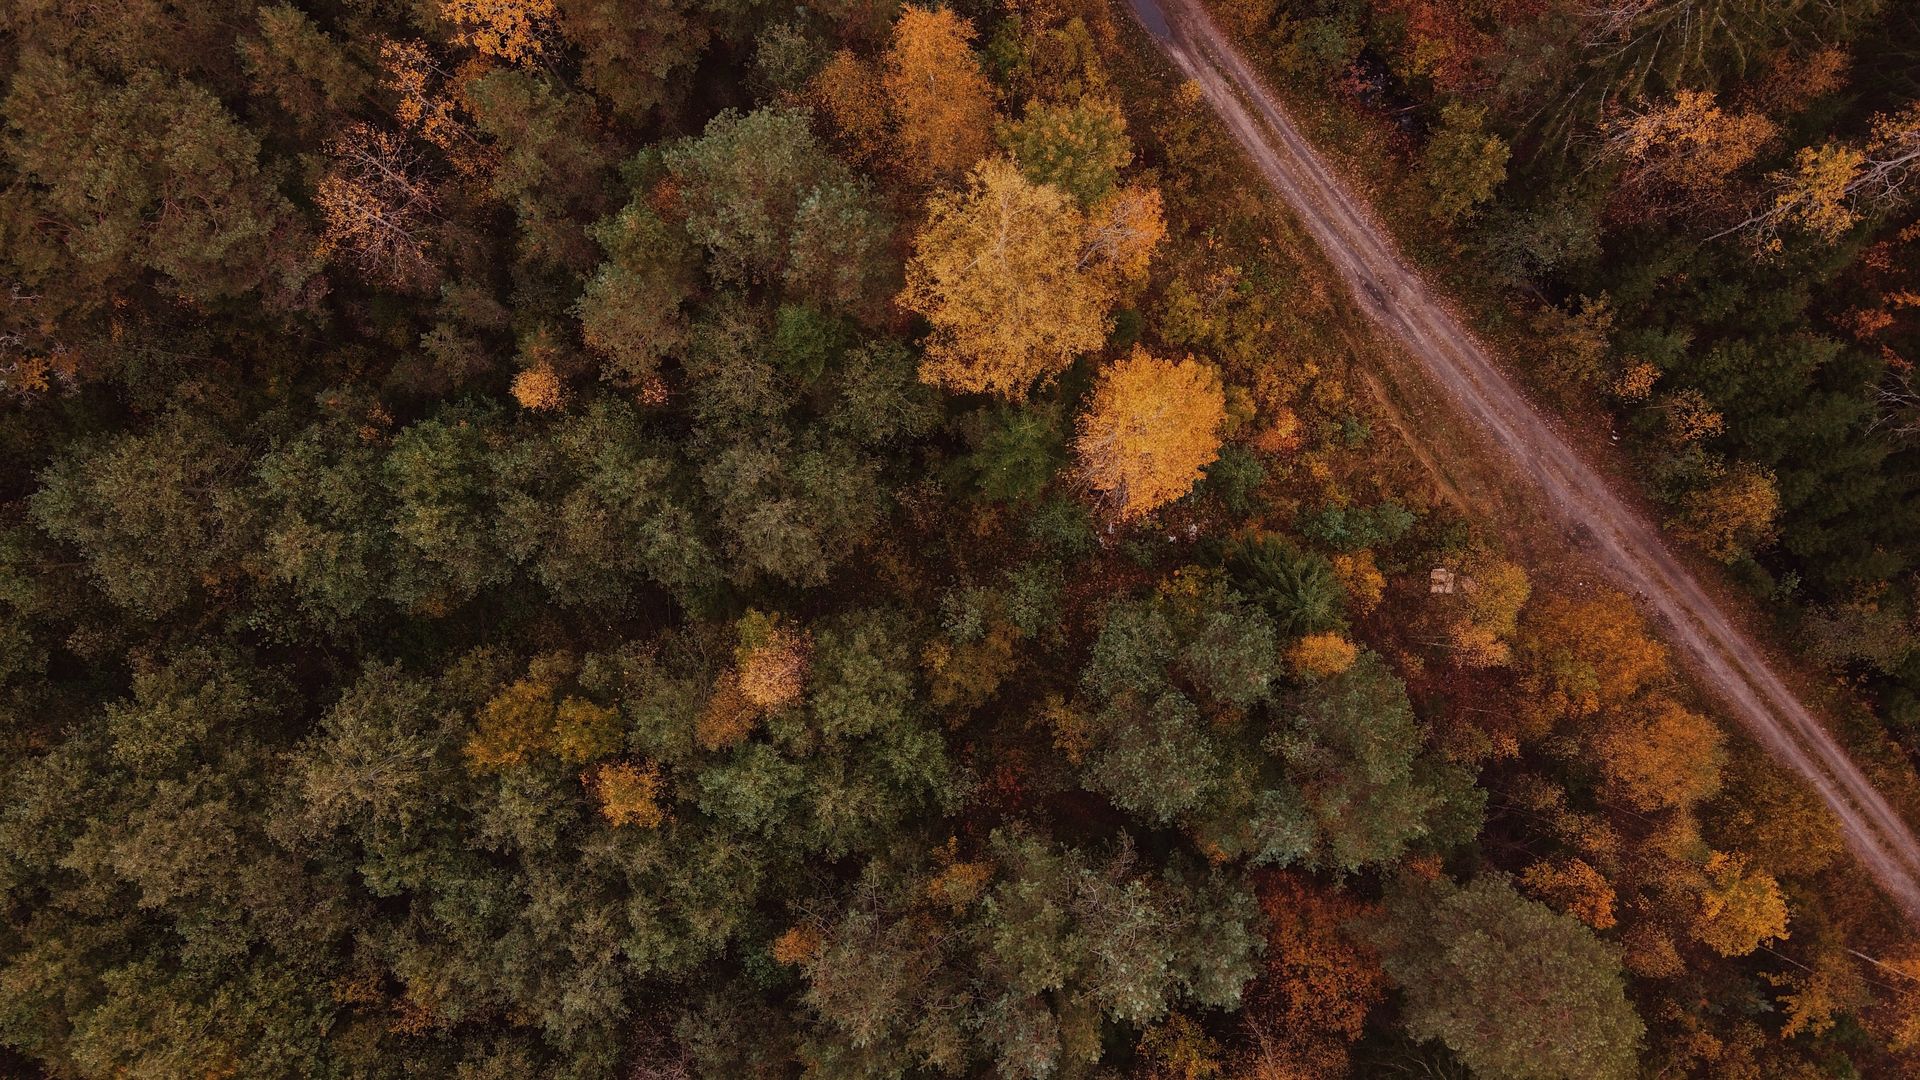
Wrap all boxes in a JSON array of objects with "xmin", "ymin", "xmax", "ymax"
[{"xmin": 1125, "ymin": 0, "xmax": 1920, "ymax": 923}]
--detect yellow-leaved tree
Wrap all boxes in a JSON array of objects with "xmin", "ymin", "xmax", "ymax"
[
  {"xmin": 882, "ymin": 5, "xmax": 997, "ymax": 183},
  {"xmin": 901, "ymin": 157, "xmax": 1163, "ymax": 397},
  {"xmin": 1672, "ymin": 462, "xmax": 1781, "ymax": 563},
  {"xmin": 442, "ymin": 0, "xmax": 555, "ymax": 64},
  {"xmin": 903, "ymin": 157, "xmax": 1107, "ymax": 395},
  {"xmin": 1075, "ymin": 347, "xmax": 1226, "ymax": 519},
  {"xmin": 1732, "ymin": 100, "xmax": 1919, "ymax": 244},
  {"xmin": 1693, "ymin": 851, "xmax": 1789, "ymax": 957},
  {"xmin": 1290, "ymin": 632, "xmax": 1359, "ymax": 677},
  {"xmin": 1443, "ymin": 555, "xmax": 1531, "ymax": 668},
  {"xmin": 1603, "ymin": 89, "xmax": 1777, "ymax": 220},
  {"xmin": 510, "ymin": 364, "xmax": 564, "ymax": 411},
  {"xmin": 463, "ymin": 652, "xmax": 623, "ymax": 771}
]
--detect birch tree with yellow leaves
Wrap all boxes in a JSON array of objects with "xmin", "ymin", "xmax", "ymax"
[
  {"xmin": 1074, "ymin": 347, "xmax": 1226, "ymax": 519},
  {"xmin": 901, "ymin": 157, "xmax": 1163, "ymax": 397},
  {"xmin": 1729, "ymin": 101, "xmax": 1920, "ymax": 243},
  {"xmin": 882, "ymin": 5, "xmax": 996, "ymax": 183}
]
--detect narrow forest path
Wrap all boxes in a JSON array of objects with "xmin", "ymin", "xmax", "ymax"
[{"xmin": 1123, "ymin": 0, "xmax": 1920, "ymax": 923}]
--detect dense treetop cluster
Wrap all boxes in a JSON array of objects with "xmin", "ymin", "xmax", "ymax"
[{"xmin": 3, "ymin": 1, "xmax": 1920, "ymax": 1078}]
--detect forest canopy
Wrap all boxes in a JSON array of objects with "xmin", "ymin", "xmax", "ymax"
[{"xmin": 3, "ymin": 1, "xmax": 1920, "ymax": 1078}]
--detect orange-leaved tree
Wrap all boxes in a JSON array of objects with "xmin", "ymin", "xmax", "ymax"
[
  {"xmin": 315, "ymin": 122, "xmax": 439, "ymax": 291},
  {"xmin": 1242, "ymin": 872, "xmax": 1386, "ymax": 1077},
  {"xmin": 1693, "ymin": 851, "xmax": 1789, "ymax": 957},
  {"xmin": 1081, "ymin": 183, "xmax": 1167, "ymax": 287},
  {"xmin": 380, "ymin": 40, "xmax": 491, "ymax": 177},
  {"xmin": 1519, "ymin": 589, "xmax": 1670, "ymax": 724},
  {"xmin": 1591, "ymin": 694, "xmax": 1725, "ymax": 811},
  {"xmin": 442, "ymin": 0, "xmax": 555, "ymax": 64},
  {"xmin": 510, "ymin": 363, "xmax": 564, "ymax": 410},
  {"xmin": 1866, "ymin": 944, "xmax": 1920, "ymax": 1052},
  {"xmin": 1520, "ymin": 856, "xmax": 1618, "ymax": 930},
  {"xmin": 882, "ymin": 5, "xmax": 997, "ymax": 183},
  {"xmin": 1075, "ymin": 346, "xmax": 1226, "ymax": 519},
  {"xmin": 812, "ymin": 49, "xmax": 891, "ymax": 168},
  {"xmin": 734, "ymin": 609, "xmax": 810, "ymax": 711},
  {"xmin": 587, "ymin": 761, "xmax": 666, "ymax": 828}
]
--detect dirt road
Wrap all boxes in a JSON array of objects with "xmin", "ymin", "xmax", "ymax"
[{"xmin": 1125, "ymin": 0, "xmax": 1920, "ymax": 922}]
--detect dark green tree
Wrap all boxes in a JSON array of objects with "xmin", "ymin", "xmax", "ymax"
[
  {"xmin": 664, "ymin": 107, "xmax": 892, "ymax": 313},
  {"xmin": 32, "ymin": 413, "xmax": 253, "ymax": 619},
  {"xmin": 576, "ymin": 192, "xmax": 700, "ymax": 386},
  {"xmin": 2, "ymin": 56, "xmax": 310, "ymax": 305},
  {"xmin": 959, "ymin": 405, "xmax": 1067, "ymax": 504},
  {"xmin": 1369, "ymin": 875, "xmax": 1645, "ymax": 1080},
  {"xmin": 490, "ymin": 400, "xmax": 718, "ymax": 610},
  {"xmin": 382, "ymin": 407, "xmax": 507, "ymax": 612},
  {"xmin": 1225, "ymin": 534, "xmax": 1345, "ymax": 636},
  {"xmin": 1268, "ymin": 652, "xmax": 1483, "ymax": 871}
]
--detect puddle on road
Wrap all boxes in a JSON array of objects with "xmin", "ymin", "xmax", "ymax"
[{"xmin": 1126, "ymin": 0, "xmax": 1173, "ymax": 40}]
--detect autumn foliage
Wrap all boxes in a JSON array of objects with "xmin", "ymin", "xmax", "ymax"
[
  {"xmin": 463, "ymin": 654, "xmax": 624, "ymax": 770},
  {"xmin": 1592, "ymin": 696, "xmax": 1724, "ymax": 811},
  {"xmin": 1521, "ymin": 857, "xmax": 1618, "ymax": 930},
  {"xmin": 1694, "ymin": 851, "xmax": 1789, "ymax": 957},
  {"xmin": 1441, "ymin": 555, "xmax": 1530, "ymax": 668},
  {"xmin": 696, "ymin": 672, "xmax": 757, "ymax": 751},
  {"xmin": 442, "ymin": 0, "xmax": 555, "ymax": 64},
  {"xmin": 510, "ymin": 364, "xmax": 564, "ymax": 410},
  {"xmin": 1289, "ymin": 632, "xmax": 1358, "ymax": 677},
  {"xmin": 315, "ymin": 123, "xmax": 438, "ymax": 290},
  {"xmin": 1074, "ymin": 348, "xmax": 1227, "ymax": 519},
  {"xmin": 881, "ymin": 6, "xmax": 996, "ymax": 183},
  {"xmin": 1604, "ymin": 90, "xmax": 1777, "ymax": 221},
  {"xmin": 1671, "ymin": 462, "xmax": 1781, "ymax": 563},
  {"xmin": 1242, "ymin": 873, "xmax": 1385, "ymax": 1077},
  {"xmin": 12, "ymin": 1, "xmax": 1920, "ymax": 1076},
  {"xmin": 813, "ymin": 50, "xmax": 891, "ymax": 168},
  {"xmin": 1519, "ymin": 590, "xmax": 1669, "ymax": 725},
  {"xmin": 734, "ymin": 610, "xmax": 810, "ymax": 711},
  {"xmin": 588, "ymin": 761, "xmax": 666, "ymax": 828},
  {"xmin": 902, "ymin": 157, "xmax": 1164, "ymax": 397},
  {"xmin": 1749, "ymin": 102, "xmax": 1920, "ymax": 243},
  {"xmin": 771, "ymin": 924, "xmax": 823, "ymax": 967}
]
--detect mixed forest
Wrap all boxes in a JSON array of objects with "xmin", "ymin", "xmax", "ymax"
[{"xmin": 3, "ymin": 0, "xmax": 1920, "ymax": 1077}]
